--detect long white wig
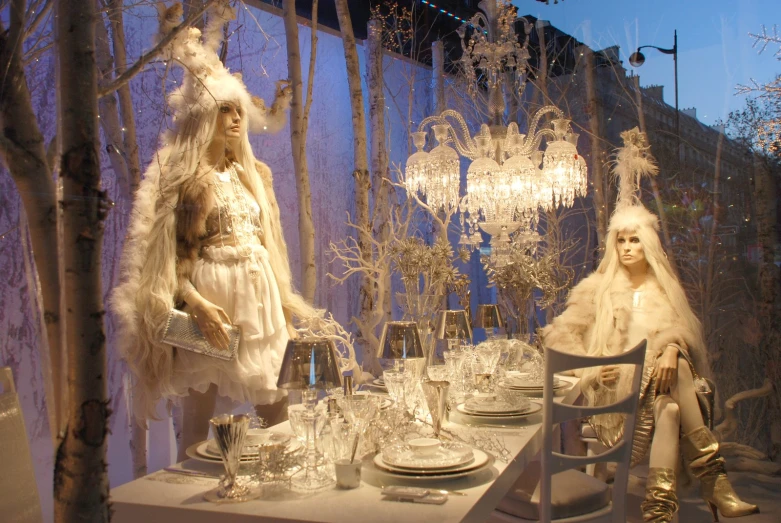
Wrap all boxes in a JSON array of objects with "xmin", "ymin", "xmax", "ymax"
[
  {"xmin": 588, "ymin": 128, "xmax": 706, "ymax": 359},
  {"xmin": 112, "ymin": 3, "xmax": 310, "ymax": 420}
]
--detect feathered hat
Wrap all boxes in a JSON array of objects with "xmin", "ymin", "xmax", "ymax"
[
  {"xmin": 156, "ymin": 1, "xmax": 289, "ymax": 134},
  {"xmin": 608, "ymin": 127, "xmax": 660, "ymax": 233}
]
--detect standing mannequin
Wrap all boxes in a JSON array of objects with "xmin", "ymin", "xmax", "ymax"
[
  {"xmin": 543, "ymin": 129, "xmax": 758, "ymax": 522},
  {"xmin": 111, "ymin": 3, "xmax": 314, "ymax": 460}
]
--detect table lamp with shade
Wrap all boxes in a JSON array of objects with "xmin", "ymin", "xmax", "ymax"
[
  {"xmin": 377, "ymin": 321, "xmax": 424, "ymax": 361},
  {"xmin": 277, "ymin": 337, "xmax": 343, "ymax": 406},
  {"xmin": 434, "ymin": 309, "xmax": 472, "ymax": 354},
  {"xmin": 276, "ymin": 337, "xmax": 342, "ymax": 490},
  {"xmin": 474, "ymin": 303, "xmax": 504, "ymax": 339}
]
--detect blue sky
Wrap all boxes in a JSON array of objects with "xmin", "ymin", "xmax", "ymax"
[{"xmin": 515, "ymin": 0, "xmax": 781, "ymax": 126}]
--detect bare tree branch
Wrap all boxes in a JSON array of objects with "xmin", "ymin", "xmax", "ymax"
[{"xmin": 97, "ymin": 0, "xmax": 216, "ymax": 98}]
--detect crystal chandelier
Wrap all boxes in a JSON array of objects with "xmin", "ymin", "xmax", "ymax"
[{"xmin": 404, "ymin": 0, "xmax": 588, "ymax": 262}]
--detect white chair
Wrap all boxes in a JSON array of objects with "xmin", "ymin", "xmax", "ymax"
[
  {"xmin": 0, "ymin": 367, "xmax": 44, "ymax": 522},
  {"xmin": 490, "ymin": 340, "xmax": 647, "ymax": 523}
]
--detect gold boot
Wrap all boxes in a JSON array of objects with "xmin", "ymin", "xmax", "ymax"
[
  {"xmin": 681, "ymin": 426, "xmax": 759, "ymax": 521},
  {"xmin": 640, "ymin": 468, "xmax": 678, "ymax": 522}
]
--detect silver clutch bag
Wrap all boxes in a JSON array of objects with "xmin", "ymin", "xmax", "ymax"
[{"xmin": 161, "ymin": 309, "xmax": 240, "ymax": 361}]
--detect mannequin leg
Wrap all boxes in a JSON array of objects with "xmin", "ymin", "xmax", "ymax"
[
  {"xmin": 674, "ymin": 359, "xmax": 759, "ymax": 520},
  {"xmin": 669, "ymin": 358, "xmax": 705, "ymax": 434},
  {"xmin": 255, "ymin": 397, "xmax": 289, "ymax": 428},
  {"xmin": 642, "ymin": 395, "xmax": 680, "ymax": 522},
  {"xmin": 649, "ymin": 396, "xmax": 681, "ymax": 469},
  {"xmin": 177, "ymin": 384, "xmax": 218, "ymax": 462}
]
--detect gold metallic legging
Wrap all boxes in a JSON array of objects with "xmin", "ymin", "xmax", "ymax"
[{"xmin": 648, "ymin": 358, "xmax": 706, "ymax": 470}]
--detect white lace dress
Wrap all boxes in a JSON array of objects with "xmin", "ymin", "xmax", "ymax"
[{"xmin": 170, "ymin": 165, "xmax": 289, "ymax": 405}]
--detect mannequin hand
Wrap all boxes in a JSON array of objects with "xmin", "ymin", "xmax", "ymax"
[
  {"xmin": 286, "ymin": 322, "xmax": 298, "ymax": 340},
  {"xmin": 654, "ymin": 345, "xmax": 679, "ymax": 394},
  {"xmin": 599, "ymin": 365, "xmax": 620, "ymax": 386},
  {"xmin": 192, "ymin": 299, "xmax": 232, "ymax": 351}
]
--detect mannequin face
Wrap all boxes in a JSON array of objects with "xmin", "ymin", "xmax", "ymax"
[
  {"xmin": 213, "ymin": 101, "xmax": 243, "ymax": 148},
  {"xmin": 616, "ymin": 230, "xmax": 647, "ymax": 270}
]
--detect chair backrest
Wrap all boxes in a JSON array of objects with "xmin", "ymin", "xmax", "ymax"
[
  {"xmin": 0, "ymin": 367, "xmax": 44, "ymax": 523},
  {"xmin": 539, "ymin": 340, "xmax": 647, "ymax": 523}
]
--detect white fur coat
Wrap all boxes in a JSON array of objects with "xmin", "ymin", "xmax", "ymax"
[{"xmin": 111, "ymin": 156, "xmax": 313, "ymax": 421}]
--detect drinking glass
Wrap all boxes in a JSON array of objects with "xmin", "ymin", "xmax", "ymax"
[{"xmin": 288, "ymin": 404, "xmax": 333, "ymax": 490}]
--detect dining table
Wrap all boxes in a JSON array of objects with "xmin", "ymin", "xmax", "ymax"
[{"xmin": 110, "ymin": 375, "xmax": 580, "ymax": 523}]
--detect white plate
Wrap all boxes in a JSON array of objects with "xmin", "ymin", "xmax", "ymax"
[
  {"xmin": 205, "ymin": 430, "xmax": 291, "ymax": 457},
  {"xmin": 370, "ymin": 449, "xmax": 493, "ymax": 480},
  {"xmin": 372, "ymin": 378, "xmax": 386, "ymax": 387},
  {"xmin": 500, "ymin": 376, "xmax": 563, "ymax": 388},
  {"xmin": 381, "ymin": 441, "xmax": 473, "ymax": 469},
  {"xmin": 498, "ymin": 380, "xmax": 567, "ymax": 391},
  {"xmin": 456, "ymin": 401, "xmax": 542, "ymax": 419},
  {"xmin": 352, "ymin": 391, "xmax": 393, "ymax": 410},
  {"xmin": 462, "ymin": 398, "xmax": 529, "ymax": 415},
  {"xmin": 187, "ymin": 439, "xmax": 300, "ymax": 464}
]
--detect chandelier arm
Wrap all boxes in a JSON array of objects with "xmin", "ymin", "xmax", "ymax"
[
  {"xmin": 417, "ymin": 115, "xmax": 444, "ymax": 132},
  {"xmin": 439, "ymin": 109, "xmax": 480, "ymax": 157},
  {"xmin": 524, "ymin": 105, "xmax": 565, "ymax": 141},
  {"xmin": 520, "ymin": 129, "xmax": 557, "ymax": 157},
  {"xmin": 468, "ymin": 12, "xmax": 491, "ymax": 39}
]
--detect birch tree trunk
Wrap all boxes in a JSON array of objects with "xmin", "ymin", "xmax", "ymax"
[
  {"xmin": 95, "ymin": 3, "xmax": 147, "ymax": 480},
  {"xmin": 335, "ymin": 0, "xmax": 378, "ymax": 372},
  {"xmin": 283, "ymin": 0, "xmax": 317, "ymax": 302},
  {"xmin": 0, "ymin": 0, "xmax": 66, "ymax": 447},
  {"xmin": 367, "ymin": 19, "xmax": 391, "ymax": 324},
  {"xmin": 432, "ymin": 40, "xmax": 445, "ymax": 115},
  {"xmin": 106, "ymin": 0, "xmax": 141, "ymax": 195},
  {"xmin": 578, "ymin": 45, "xmax": 607, "ymax": 250},
  {"xmin": 53, "ymin": 0, "xmax": 110, "ymax": 520},
  {"xmin": 430, "ymin": 39, "xmax": 449, "ymax": 243}
]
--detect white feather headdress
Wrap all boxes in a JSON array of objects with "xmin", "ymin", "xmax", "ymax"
[
  {"xmin": 157, "ymin": 1, "xmax": 289, "ymax": 134},
  {"xmin": 608, "ymin": 127, "xmax": 659, "ymax": 232}
]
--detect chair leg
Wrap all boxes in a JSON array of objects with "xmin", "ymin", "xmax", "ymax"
[{"xmin": 585, "ymin": 441, "xmax": 597, "ymax": 476}]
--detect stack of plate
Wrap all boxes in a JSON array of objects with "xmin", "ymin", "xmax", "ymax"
[
  {"xmin": 456, "ymin": 398, "xmax": 542, "ymax": 421},
  {"xmin": 372, "ymin": 441, "xmax": 491, "ymax": 480},
  {"xmin": 497, "ymin": 375, "xmax": 569, "ymax": 395},
  {"xmin": 351, "ymin": 391, "xmax": 394, "ymax": 410},
  {"xmin": 186, "ymin": 430, "xmax": 295, "ymax": 464},
  {"xmin": 371, "ymin": 377, "xmax": 386, "ymax": 388}
]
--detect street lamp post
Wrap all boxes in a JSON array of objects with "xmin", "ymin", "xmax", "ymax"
[{"xmin": 629, "ymin": 30, "xmax": 679, "ymax": 155}]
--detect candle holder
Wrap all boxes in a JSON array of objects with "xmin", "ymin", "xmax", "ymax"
[{"xmin": 203, "ymin": 414, "xmax": 260, "ymax": 502}]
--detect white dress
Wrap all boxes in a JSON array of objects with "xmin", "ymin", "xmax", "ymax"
[{"xmin": 169, "ymin": 168, "xmax": 289, "ymax": 405}]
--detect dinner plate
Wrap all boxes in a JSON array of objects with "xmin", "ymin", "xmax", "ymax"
[
  {"xmin": 500, "ymin": 376, "xmax": 563, "ymax": 388},
  {"xmin": 352, "ymin": 391, "xmax": 393, "ymax": 410},
  {"xmin": 372, "ymin": 378, "xmax": 386, "ymax": 387},
  {"xmin": 187, "ymin": 439, "xmax": 300, "ymax": 464},
  {"xmin": 370, "ymin": 449, "xmax": 493, "ymax": 481},
  {"xmin": 462, "ymin": 398, "xmax": 529, "ymax": 415},
  {"xmin": 374, "ymin": 448, "xmax": 489, "ymax": 476},
  {"xmin": 205, "ymin": 430, "xmax": 291, "ymax": 457},
  {"xmin": 498, "ymin": 378, "xmax": 567, "ymax": 391},
  {"xmin": 381, "ymin": 441, "xmax": 473, "ymax": 469},
  {"xmin": 456, "ymin": 401, "xmax": 542, "ymax": 419}
]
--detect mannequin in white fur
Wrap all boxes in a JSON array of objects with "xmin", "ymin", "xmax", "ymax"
[{"xmin": 542, "ymin": 129, "xmax": 758, "ymax": 522}]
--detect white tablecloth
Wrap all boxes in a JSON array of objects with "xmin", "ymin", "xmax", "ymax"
[{"xmin": 110, "ymin": 376, "xmax": 581, "ymax": 523}]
